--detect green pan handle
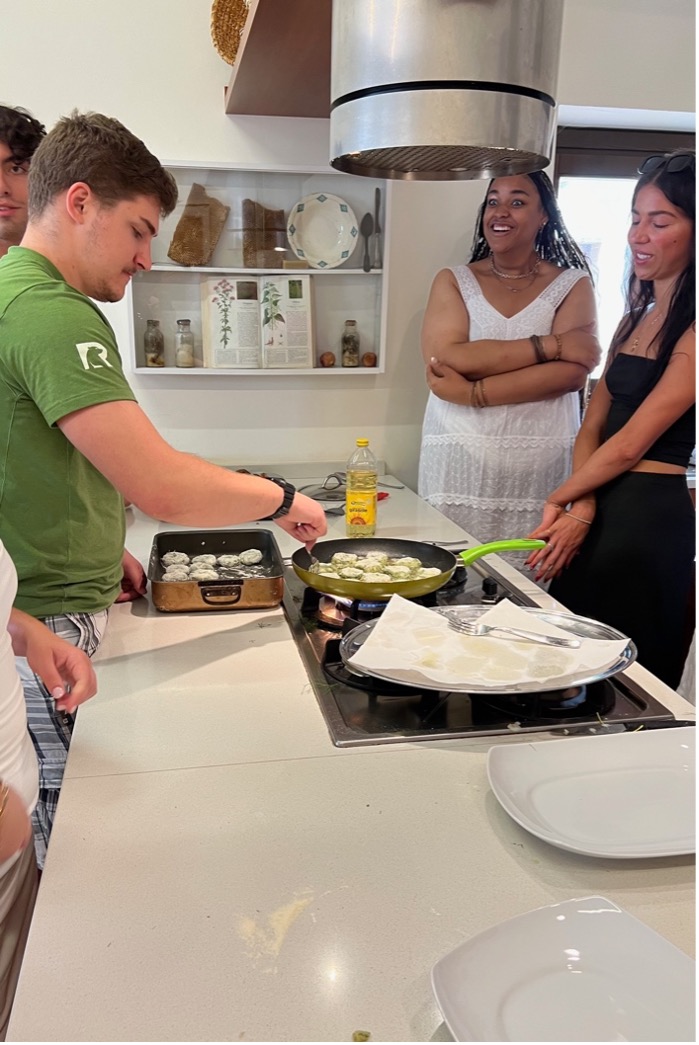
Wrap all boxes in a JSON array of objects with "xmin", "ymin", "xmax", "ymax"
[{"xmin": 459, "ymin": 539, "xmax": 546, "ymax": 567}]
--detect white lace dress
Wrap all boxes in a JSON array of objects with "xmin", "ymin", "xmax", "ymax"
[{"xmin": 418, "ymin": 265, "xmax": 587, "ymax": 546}]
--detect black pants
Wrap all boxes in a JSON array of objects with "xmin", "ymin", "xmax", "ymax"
[{"xmin": 550, "ymin": 472, "xmax": 695, "ymax": 689}]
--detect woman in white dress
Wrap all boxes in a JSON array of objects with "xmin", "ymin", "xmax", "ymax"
[{"xmin": 418, "ymin": 171, "xmax": 600, "ymax": 549}]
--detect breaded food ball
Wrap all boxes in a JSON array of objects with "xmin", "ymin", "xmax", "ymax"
[
  {"xmin": 384, "ymin": 565, "xmax": 412, "ymax": 580},
  {"xmin": 161, "ymin": 551, "xmax": 190, "ymax": 566},
  {"xmin": 162, "ymin": 568, "xmax": 190, "ymax": 582},
  {"xmin": 362, "ymin": 560, "xmax": 389, "ymax": 574},
  {"xmin": 239, "ymin": 548, "xmax": 263, "ymax": 565},
  {"xmin": 217, "ymin": 554, "xmax": 241, "ymax": 567},
  {"xmin": 392, "ymin": 557, "xmax": 422, "ymax": 569},
  {"xmin": 331, "ymin": 552, "xmax": 359, "ymax": 566},
  {"xmin": 188, "ymin": 568, "xmax": 220, "ymax": 581}
]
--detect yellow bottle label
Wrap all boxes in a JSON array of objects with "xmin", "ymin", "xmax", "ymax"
[{"xmin": 345, "ymin": 491, "xmax": 377, "ymax": 531}]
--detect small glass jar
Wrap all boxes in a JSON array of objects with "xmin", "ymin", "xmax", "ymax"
[
  {"xmin": 341, "ymin": 319, "xmax": 360, "ymax": 368},
  {"xmin": 175, "ymin": 318, "xmax": 195, "ymax": 368},
  {"xmin": 143, "ymin": 319, "xmax": 165, "ymax": 367}
]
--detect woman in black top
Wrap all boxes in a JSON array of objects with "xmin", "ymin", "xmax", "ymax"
[{"xmin": 527, "ymin": 152, "xmax": 695, "ymax": 688}]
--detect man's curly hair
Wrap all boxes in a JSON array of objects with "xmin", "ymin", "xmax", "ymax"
[{"xmin": 0, "ymin": 105, "xmax": 46, "ymax": 163}]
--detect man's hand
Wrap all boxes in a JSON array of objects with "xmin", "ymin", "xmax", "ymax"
[
  {"xmin": 274, "ymin": 491, "xmax": 327, "ymax": 549},
  {"xmin": 115, "ymin": 548, "xmax": 147, "ymax": 603}
]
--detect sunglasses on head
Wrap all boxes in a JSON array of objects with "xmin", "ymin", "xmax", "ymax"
[{"xmin": 638, "ymin": 153, "xmax": 696, "ymax": 175}]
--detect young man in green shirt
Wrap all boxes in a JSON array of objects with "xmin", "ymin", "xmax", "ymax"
[{"xmin": 0, "ymin": 111, "xmax": 326, "ymax": 866}]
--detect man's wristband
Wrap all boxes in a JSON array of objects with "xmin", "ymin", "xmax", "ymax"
[{"xmin": 261, "ymin": 477, "xmax": 296, "ymax": 520}]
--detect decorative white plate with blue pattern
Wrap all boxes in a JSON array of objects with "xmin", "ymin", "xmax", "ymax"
[{"xmin": 286, "ymin": 193, "xmax": 358, "ymax": 269}]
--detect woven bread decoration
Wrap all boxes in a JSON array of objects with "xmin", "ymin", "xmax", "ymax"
[
  {"xmin": 242, "ymin": 199, "xmax": 287, "ymax": 268},
  {"xmin": 167, "ymin": 183, "xmax": 230, "ymax": 267},
  {"xmin": 210, "ymin": 0, "xmax": 250, "ymax": 65}
]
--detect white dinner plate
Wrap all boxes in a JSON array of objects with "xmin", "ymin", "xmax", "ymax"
[
  {"xmin": 286, "ymin": 193, "xmax": 358, "ymax": 268},
  {"xmin": 487, "ymin": 726, "xmax": 695, "ymax": 857},
  {"xmin": 431, "ymin": 895, "xmax": 696, "ymax": 1042}
]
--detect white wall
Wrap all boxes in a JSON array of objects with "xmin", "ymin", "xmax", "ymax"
[{"xmin": 1, "ymin": 0, "xmax": 694, "ymax": 488}]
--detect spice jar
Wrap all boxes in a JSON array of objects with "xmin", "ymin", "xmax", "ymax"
[
  {"xmin": 341, "ymin": 319, "xmax": 360, "ymax": 368},
  {"xmin": 143, "ymin": 319, "xmax": 165, "ymax": 367},
  {"xmin": 175, "ymin": 319, "xmax": 195, "ymax": 368}
]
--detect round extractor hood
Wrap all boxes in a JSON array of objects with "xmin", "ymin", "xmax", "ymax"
[{"xmin": 330, "ymin": 0, "xmax": 564, "ymax": 181}]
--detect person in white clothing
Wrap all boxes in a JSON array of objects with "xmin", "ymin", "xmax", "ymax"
[
  {"xmin": 0, "ymin": 540, "xmax": 96, "ymax": 1038},
  {"xmin": 418, "ymin": 171, "xmax": 601, "ymax": 553}
]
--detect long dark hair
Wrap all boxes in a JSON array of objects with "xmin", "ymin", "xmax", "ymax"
[
  {"xmin": 469, "ymin": 170, "xmax": 592, "ymax": 276},
  {"xmin": 609, "ymin": 151, "xmax": 695, "ymax": 387}
]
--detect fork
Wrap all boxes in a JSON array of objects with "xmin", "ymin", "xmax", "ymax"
[{"xmin": 444, "ymin": 615, "xmax": 580, "ymax": 649}]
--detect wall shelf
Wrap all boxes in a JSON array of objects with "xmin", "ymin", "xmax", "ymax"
[
  {"xmin": 125, "ymin": 163, "xmax": 389, "ymax": 376},
  {"xmin": 223, "ymin": 0, "xmax": 331, "ymax": 119}
]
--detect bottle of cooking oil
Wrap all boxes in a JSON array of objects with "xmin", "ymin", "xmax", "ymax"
[{"xmin": 345, "ymin": 438, "xmax": 378, "ymax": 537}]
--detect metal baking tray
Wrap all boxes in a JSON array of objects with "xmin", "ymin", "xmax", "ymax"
[{"xmin": 148, "ymin": 529, "xmax": 284, "ymax": 613}]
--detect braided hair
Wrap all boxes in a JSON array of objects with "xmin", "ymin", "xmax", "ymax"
[
  {"xmin": 609, "ymin": 150, "xmax": 695, "ymax": 389},
  {"xmin": 469, "ymin": 170, "xmax": 592, "ymax": 276}
]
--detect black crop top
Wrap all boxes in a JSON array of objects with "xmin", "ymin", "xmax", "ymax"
[{"xmin": 604, "ymin": 353, "xmax": 695, "ymax": 467}]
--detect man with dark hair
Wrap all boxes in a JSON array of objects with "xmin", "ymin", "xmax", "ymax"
[
  {"xmin": 0, "ymin": 111, "xmax": 326, "ymax": 865},
  {"xmin": 0, "ymin": 105, "xmax": 46, "ymax": 257}
]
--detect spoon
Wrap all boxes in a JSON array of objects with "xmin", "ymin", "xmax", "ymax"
[{"xmin": 360, "ymin": 212, "xmax": 374, "ymax": 272}]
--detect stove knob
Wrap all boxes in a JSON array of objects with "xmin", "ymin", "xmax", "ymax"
[{"xmin": 481, "ymin": 578, "xmax": 499, "ymax": 603}]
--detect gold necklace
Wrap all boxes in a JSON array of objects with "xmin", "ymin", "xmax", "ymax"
[
  {"xmin": 630, "ymin": 308, "xmax": 664, "ymax": 354},
  {"xmin": 490, "ymin": 255, "xmax": 540, "ymax": 293}
]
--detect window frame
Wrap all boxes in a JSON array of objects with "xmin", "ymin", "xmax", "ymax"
[{"xmin": 554, "ymin": 128, "xmax": 695, "ymax": 183}]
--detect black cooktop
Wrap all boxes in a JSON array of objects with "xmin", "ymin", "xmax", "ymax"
[{"xmin": 282, "ymin": 559, "xmax": 681, "ymax": 747}]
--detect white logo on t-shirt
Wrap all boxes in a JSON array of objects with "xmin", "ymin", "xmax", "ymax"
[{"xmin": 75, "ymin": 342, "xmax": 114, "ymax": 370}]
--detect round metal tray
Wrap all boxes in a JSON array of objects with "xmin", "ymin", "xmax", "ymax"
[{"xmin": 339, "ymin": 605, "xmax": 637, "ymax": 694}]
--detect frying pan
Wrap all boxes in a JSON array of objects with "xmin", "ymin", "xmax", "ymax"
[{"xmin": 291, "ymin": 538, "xmax": 544, "ymax": 601}]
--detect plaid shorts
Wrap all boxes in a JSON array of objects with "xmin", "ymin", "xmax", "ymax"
[{"xmin": 16, "ymin": 611, "xmax": 108, "ymax": 869}]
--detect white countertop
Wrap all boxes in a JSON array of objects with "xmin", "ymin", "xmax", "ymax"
[{"xmin": 8, "ymin": 479, "xmax": 695, "ymax": 1042}]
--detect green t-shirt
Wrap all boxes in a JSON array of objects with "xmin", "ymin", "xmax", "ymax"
[{"xmin": 0, "ymin": 247, "xmax": 137, "ymax": 616}]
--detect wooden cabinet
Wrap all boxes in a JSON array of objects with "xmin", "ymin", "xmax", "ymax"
[{"xmin": 125, "ymin": 164, "xmax": 388, "ymax": 376}]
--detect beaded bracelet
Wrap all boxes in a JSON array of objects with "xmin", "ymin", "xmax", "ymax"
[
  {"xmin": 530, "ymin": 334, "xmax": 547, "ymax": 364},
  {"xmin": 566, "ymin": 511, "xmax": 592, "ymax": 526},
  {"xmin": 480, "ymin": 378, "xmax": 489, "ymax": 407},
  {"xmin": 552, "ymin": 333, "xmax": 563, "ymax": 361}
]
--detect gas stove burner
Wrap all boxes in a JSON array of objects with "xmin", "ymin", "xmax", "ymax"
[
  {"xmin": 480, "ymin": 681, "xmax": 617, "ymax": 720},
  {"xmin": 307, "ymin": 585, "xmax": 441, "ymax": 630},
  {"xmin": 323, "ymin": 640, "xmax": 425, "ymax": 696},
  {"xmin": 316, "ymin": 594, "xmax": 353, "ymax": 628},
  {"xmin": 440, "ymin": 562, "xmax": 467, "ymax": 594}
]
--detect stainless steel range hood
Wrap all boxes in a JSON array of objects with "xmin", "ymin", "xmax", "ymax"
[{"xmin": 330, "ymin": 0, "xmax": 564, "ymax": 181}]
